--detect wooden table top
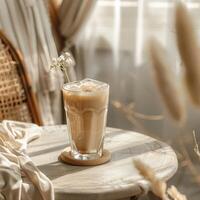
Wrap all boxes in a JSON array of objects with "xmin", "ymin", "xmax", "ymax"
[{"xmin": 28, "ymin": 125, "xmax": 178, "ymax": 200}]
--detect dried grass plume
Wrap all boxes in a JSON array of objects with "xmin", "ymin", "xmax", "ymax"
[
  {"xmin": 175, "ymin": 2, "xmax": 200, "ymax": 106},
  {"xmin": 133, "ymin": 159, "xmax": 187, "ymax": 200},
  {"xmin": 149, "ymin": 38, "xmax": 186, "ymax": 123},
  {"xmin": 167, "ymin": 185, "xmax": 187, "ymax": 200},
  {"xmin": 134, "ymin": 159, "xmax": 167, "ymax": 199}
]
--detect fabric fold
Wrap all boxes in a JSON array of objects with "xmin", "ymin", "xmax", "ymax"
[{"xmin": 0, "ymin": 120, "xmax": 54, "ymax": 200}]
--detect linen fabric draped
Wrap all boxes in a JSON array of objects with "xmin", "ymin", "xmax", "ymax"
[{"xmin": 0, "ymin": 120, "xmax": 54, "ymax": 200}]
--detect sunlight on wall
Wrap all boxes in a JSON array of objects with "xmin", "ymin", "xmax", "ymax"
[
  {"xmin": 113, "ymin": 0, "xmax": 121, "ymax": 69},
  {"xmin": 135, "ymin": 0, "xmax": 144, "ymax": 67}
]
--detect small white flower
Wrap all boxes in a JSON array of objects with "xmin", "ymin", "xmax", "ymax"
[{"xmin": 50, "ymin": 51, "xmax": 75, "ymax": 82}]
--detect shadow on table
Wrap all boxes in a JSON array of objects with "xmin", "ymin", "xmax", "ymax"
[
  {"xmin": 29, "ymin": 144, "xmax": 67, "ymax": 157},
  {"xmin": 34, "ymin": 140, "xmax": 168, "ymax": 181},
  {"xmin": 37, "ymin": 161, "xmax": 90, "ymax": 180}
]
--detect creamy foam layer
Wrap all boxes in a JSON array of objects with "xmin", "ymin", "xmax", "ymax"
[{"xmin": 63, "ymin": 78, "xmax": 108, "ymax": 95}]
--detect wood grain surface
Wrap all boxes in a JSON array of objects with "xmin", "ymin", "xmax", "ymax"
[{"xmin": 28, "ymin": 125, "xmax": 178, "ymax": 200}]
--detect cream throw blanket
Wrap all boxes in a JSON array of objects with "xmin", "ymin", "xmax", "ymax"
[{"xmin": 0, "ymin": 120, "xmax": 54, "ymax": 200}]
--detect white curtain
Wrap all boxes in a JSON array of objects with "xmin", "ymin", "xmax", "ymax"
[
  {"xmin": 76, "ymin": 0, "xmax": 200, "ymax": 140},
  {"xmin": 57, "ymin": 0, "xmax": 96, "ymax": 81},
  {"xmin": 58, "ymin": 0, "xmax": 96, "ymax": 47}
]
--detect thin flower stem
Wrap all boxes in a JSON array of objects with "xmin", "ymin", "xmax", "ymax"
[
  {"xmin": 63, "ymin": 67, "xmax": 70, "ymax": 83},
  {"xmin": 193, "ymin": 131, "xmax": 200, "ymax": 158}
]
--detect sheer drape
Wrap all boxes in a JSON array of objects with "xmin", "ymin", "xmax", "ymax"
[
  {"xmin": 57, "ymin": 0, "xmax": 96, "ymax": 81},
  {"xmin": 59, "ymin": 0, "xmax": 96, "ymax": 47},
  {"xmin": 76, "ymin": 0, "xmax": 200, "ymax": 139}
]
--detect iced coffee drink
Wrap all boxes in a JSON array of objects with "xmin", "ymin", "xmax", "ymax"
[{"xmin": 63, "ymin": 78, "xmax": 109, "ymax": 160}]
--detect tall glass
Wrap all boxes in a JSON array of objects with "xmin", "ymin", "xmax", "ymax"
[{"xmin": 62, "ymin": 78, "xmax": 109, "ymax": 160}]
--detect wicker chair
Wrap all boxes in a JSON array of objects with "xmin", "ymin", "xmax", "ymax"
[{"xmin": 0, "ymin": 31, "xmax": 42, "ymax": 125}]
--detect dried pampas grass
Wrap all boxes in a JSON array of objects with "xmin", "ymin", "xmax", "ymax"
[
  {"xmin": 149, "ymin": 38, "xmax": 186, "ymax": 123},
  {"xmin": 134, "ymin": 160, "xmax": 167, "ymax": 199},
  {"xmin": 193, "ymin": 131, "xmax": 200, "ymax": 159},
  {"xmin": 133, "ymin": 160, "xmax": 187, "ymax": 200},
  {"xmin": 167, "ymin": 185, "xmax": 187, "ymax": 200},
  {"xmin": 175, "ymin": 2, "xmax": 200, "ymax": 106}
]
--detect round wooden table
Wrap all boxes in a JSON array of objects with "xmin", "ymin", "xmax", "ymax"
[{"xmin": 28, "ymin": 126, "xmax": 178, "ymax": 200}]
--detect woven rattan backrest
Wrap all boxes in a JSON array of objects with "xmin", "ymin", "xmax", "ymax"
[{"xmin": 0, "ymin": 31, "xmax": 42, "ymax": 125}]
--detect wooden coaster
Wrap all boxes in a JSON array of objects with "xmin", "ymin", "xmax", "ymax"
[{"xmin": 59, "ymin": 147, "xmax": 111, "ymax": 166}]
